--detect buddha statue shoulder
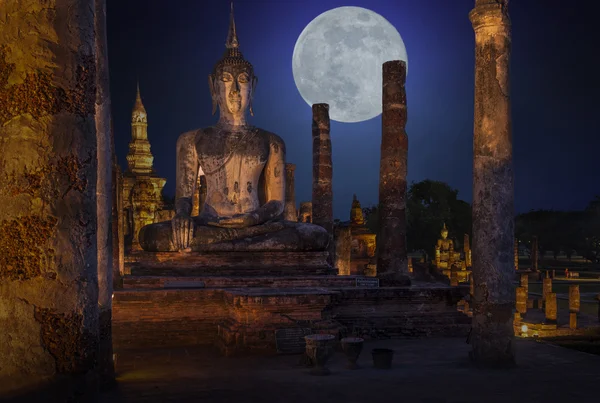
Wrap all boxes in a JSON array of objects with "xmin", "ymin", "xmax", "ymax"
[{"xmin": 138, "ymin": 4, "xmax": 328, "ymax": 253}]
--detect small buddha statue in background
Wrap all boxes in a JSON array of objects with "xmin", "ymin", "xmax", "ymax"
[{"xmin": 435, "ymin": 223, "xmax": 455, "ymax": 269}]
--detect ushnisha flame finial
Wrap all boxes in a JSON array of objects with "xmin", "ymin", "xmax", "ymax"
[{"xmin": 226, "ymin": 1, "xmax": 239, "ymax": 49}]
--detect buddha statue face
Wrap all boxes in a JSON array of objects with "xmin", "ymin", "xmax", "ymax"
[
  {"xmin": 209, "ymin": 64, "xmax": 257, "ymax": 122},
  {"xmin": 441, "ymin": 227, "xmax": 448, "ymax": 239}
]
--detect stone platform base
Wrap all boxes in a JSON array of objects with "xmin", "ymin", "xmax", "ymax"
[
  {"xmin": 124, "ymin": 251, "xmax": 334, "ymax": 276},
  {"xmin": 123, "ymin": 275, "xmax": 363, "ymax": 289},
  {"xmin": 112, "ymin": 279, "xmax": 471, "ymax": 355}
]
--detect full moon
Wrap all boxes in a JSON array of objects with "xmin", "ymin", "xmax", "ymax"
[{"xmin": 292, "ymin": 7, "xmax": 408, "ymax": 123}]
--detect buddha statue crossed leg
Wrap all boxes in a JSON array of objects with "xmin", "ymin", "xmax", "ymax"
[{"xmin": 138, "ymin": 4, "xmax": 328, "ymax": 253}]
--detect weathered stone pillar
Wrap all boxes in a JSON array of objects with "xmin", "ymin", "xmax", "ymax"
[
  {"xmin": 519, "ymin": 273, "xmax": 529, "ymax": 295},
  {"xmin": 469, "ymin": 0, "xmax": 514, "ymax": 367},
  {"xmin": 515, "ymin": 287, "xmax": 527, "ymax": 315},
  {"xmin": 376, "ymin": 60, "xmax": 410, "ymax": 286},
  {"xmin": 542, "ymin": 275, "xmax": 553, "ymax": 303},
  {"xmin": 112, "ymin": 163, "xmax": 124, "ymax": 289},
  {"xmin": 95, "ymin": 0, "xmax": 115, "ymax": 385},
  {"xmin": 312, "ymin": 104, "xmax": 334, "ymax": 264},
  {"xmin": 531, "ymin": 236, "xmax": 539, "ymax": 272},
  {"xmin": 334, "ymin": 225, "xmax": 352, "ymax": 275},
  {"xmin": 569, "ymin": 285, "xmax": 580, "ymax": 314},
  {"xmin": 0, "ymin": 0, "xmax": 108, "ymax": 394},
  {"xmin": 284, "ymin": 163, "xmax": 297, "ymax": 221},
  {"xmin": 464, "ymin": 234, "xmax": 472, "ymax": 267},
  {"xmin": 514, "ymin": 238, "xmax": 519, "ymax": 271},
  {"xmin": 545, "ymin": 293, "xmax": 557, "ymax": 324}
]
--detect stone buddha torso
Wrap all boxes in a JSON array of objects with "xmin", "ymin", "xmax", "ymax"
[
  {"xmin": 195, "ymin": 126, "xmax": 273, "ymax": 217},
  {"xmin": 138, "ymin": 10, "xmax": 328, "ymax": 253}
]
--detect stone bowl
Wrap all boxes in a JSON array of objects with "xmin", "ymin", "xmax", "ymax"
[
  {"xmin": 304, "ymin": 334, "xmax": 336, "ymax": 376},
  {"xmin": 341, "ymin": 337, "xmax": 364, "ymax": 369}
]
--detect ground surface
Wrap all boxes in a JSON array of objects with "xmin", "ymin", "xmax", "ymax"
[
  {"xmin": 98, "ymin": 338, "xmax": 599, "ymax": 403},
  {"xmin": 5, "ymin": 337, "xmax": 600, "ymax": 402}
]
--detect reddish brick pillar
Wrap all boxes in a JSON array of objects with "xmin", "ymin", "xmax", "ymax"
[
  {"xmin": 95, "ymin": 0, "xmax": 115, "ymax": 385},
  {"xmin": 0, "ymin": 0, "xmax": 110, "ymax": 394},
  {"xmin": 569, "ymin": 285, "xmax": 580, "ymax": 314},
  {"xmin": 469, "ymin": 0, "xmax": 515, "ymax": 367},
  {"xmin": 545, "ymin": 293, "xmax": 557, "ymax": 324},
  {"xmin": 376, "ymin": 60, "xmax": 410, "ymax": 286},
  {"xmin": 284, "ymin": 163, "xmax": 297, "ymax": 221},
  {"xmin": 542, "ymin": 275, "xmax": 553, "ymax": 304},
  {"xmin": 334, "ymin": 225, "xmax": 352, "ymax": 276},
  {"xmin": 531, "ymin": 236, "xmax": 539, "ymax": 272},
  {"xmin": 515, "ymin": 287, "xmax": 527, "ymax": 315},
  {"xmin": 514, "ymin": 238, "xmax": 519, "ymax": 270},
  {"xmin": 312, "ymin": 104, "xmax": 334, "ymax": 264},
  {"xmin": 569, "ymin": 285, "xmax": 581, "ymax": 329}
]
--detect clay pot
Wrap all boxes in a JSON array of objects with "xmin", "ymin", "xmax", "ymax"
[
  {"xmin": 304, "ymin": 334, "xmax": 336, "ymax": 376},
  {"xmin": 372, "ymin": 348, "xmax": 394, "ymax": 369},
  {"xmin": 341, "ymin": 337, "xmax": 364, "ymax": 369}
]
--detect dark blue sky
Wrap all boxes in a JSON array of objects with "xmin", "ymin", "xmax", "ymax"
[{"xmin": 107, "ymin": 0, "xmax": 598, "ymax": 220}]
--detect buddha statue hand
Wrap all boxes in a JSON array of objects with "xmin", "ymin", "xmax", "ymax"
[
  {"xmin": 207, "ymin": 200, "xmax": 283, "ymax": 229},
  {"xmin": 171, "ymin": 212, "xmax": 195, "ymax": 252},
  {"xmin": 208, "ymin": 212, "xmax": 260, "ymax": 228}
]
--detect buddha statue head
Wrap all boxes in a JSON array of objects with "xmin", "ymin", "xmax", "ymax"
[
  {"xmin": 441, "ymin": 223, "xmax": 449, "ymax": 240},
  {"xmin": 350, "ymin": 194, "xmax": 365, "ymax": 226},
  {"xmin": 209, "ymin": 2, "xmax": 258, "ymax": 125}
]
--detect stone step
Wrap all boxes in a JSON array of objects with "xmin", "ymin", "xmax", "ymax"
[
  {"xmin": 125, "ymin": 251, "xmax": 334, "ymax": 276},
  {"xmin": 122, "ymin": 275, "xmax": 363, "ymax": 289}
]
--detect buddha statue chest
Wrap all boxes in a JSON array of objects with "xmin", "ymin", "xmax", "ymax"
[{"xmin": 195, "ymin": 127, "xmax": 270, "ymax": 216}]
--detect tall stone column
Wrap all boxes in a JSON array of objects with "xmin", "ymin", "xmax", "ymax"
[
  {"xmin": 469, "ymin": 0, "xmax": 514, "ymax": 367},
  {"xmin": 95, "ymin": 0, "xmax": 115, "ymax": 384},
  {"xmin": 0, "ymin": 0, "xmax": 109, "ymax": 394},
  {"xmin": 514, "ymin": 238, "xmax": 519, "ymax": 270},
  {"xmin": 312, "ymin": 104, "xmax": 333, "ymax": 232},
  {"xmin": 334, "ymin": 225, "xmax": 352, "ymax": 275},
  {"xmin": 112, "ymin": 163, "xmax": 124, "ymax": 289},
  {"xmin": 312, "ymin": 104, "xmax": 334, "ymax": 263},
  {"xmin": 284, "ymin": 163, "xmax": 297, "ymax": 221},
  {"xmin": 531, "ymin": 236, "xmax": 539, "ymax": 272},
  {"xmin": 376, "ymin": 60, "xmax": 410, "ymax": 286}
]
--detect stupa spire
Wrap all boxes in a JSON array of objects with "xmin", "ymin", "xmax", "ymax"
[
  {"xmin": 226, "ymin": 1, "xmax": 239, "ymax": 49},
  {"xmin": 132, "ymin": 80, "xmax": 147, "ymax": 122}
]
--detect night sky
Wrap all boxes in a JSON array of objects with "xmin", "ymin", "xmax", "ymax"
[{"xmin": 107, "ymin": 0, "xmax": 598, "ymax": 220}]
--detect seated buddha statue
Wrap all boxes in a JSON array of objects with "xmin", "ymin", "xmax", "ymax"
[
  {"xmin": 435, "ymin": 223, "xmax": 454, "ymax": 269},
  {"xmin": 139, "ymin": 4, "xmax": 328, "ymax": 253}
]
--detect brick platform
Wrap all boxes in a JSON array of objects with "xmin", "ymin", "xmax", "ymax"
[
  {"xmin": 125, "ymin": 251, "xmax": 334, "ymax": 276},
  {"xmin": 113, "ymin": 279, "xmax": 471, "ymax": 354}
]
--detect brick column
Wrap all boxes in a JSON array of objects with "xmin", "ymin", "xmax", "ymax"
[
  {"xmin": 0, "ymin": 0, "xmax": 109, "ymax": 394},
  {"xmin": 531, "ymin": 236, "xmax": 539, "ymax": 272},
  {"xmin": 545, "ymin": 293, "xmax": 557, "ymax": 324},
  {"xmin": 334, "ymin": 225, "xmax": 352, "ymax": 276},
  {"xmin": 376, "ymin": 60, "xmax": 410, "ymax": 286},
  {"xmin": 569, "ymin": 285, "xmax": 580, "ymax": 313},
  {"xmin": 469, "ymin": 0, "xmax": 515, "ymax": 367},
  {"xmin": 515, "ymin": 287, "xmax": 527, "ymax": 315},
  {"xmin": 312, "ymin": 104, "xmax": 334, "ymax": 264},
  {"xmin": 542, "ymin": 274, "xmax": 553, "ymax": 304},
  {"xmin": 514, "ymin": 238, "xmax": 519, "ymax": 271},
  {"xmin": 95, "ymin": 0, "xmax": 114, "ymax": 385},
  {"xmin": 284, "ymin": 163, "xmax": 297, "ymax": 221}
]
